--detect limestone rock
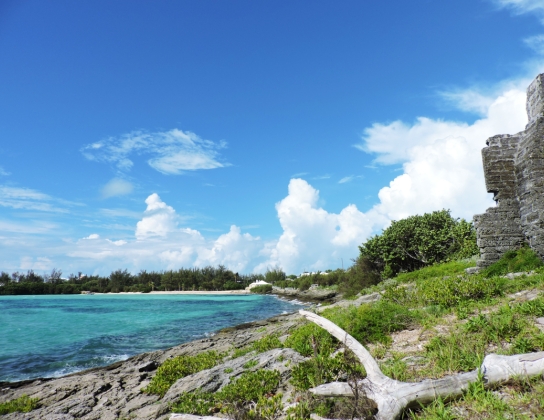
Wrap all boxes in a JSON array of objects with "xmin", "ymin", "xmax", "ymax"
[{"xmin": 474, "ymin": 73, "xmax": 544, "ymax": 268}]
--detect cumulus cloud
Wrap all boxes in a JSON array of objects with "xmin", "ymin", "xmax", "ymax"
[
  {"xmin": 69, "ymin": 193, "xmax": 263, "ymax": 274},
  {"xmin": 256, "ymin": 179, "xmax": 377, "ymax": 274},
  {"xmin": 101, "ymin": 178, "xmax": 134, "ymax": 198},
  {"xmin": 355, "ymin": 87, "xmax": 528, "ymax": 222},
  {"xmin": 81, "ymin": 129, "xmax": 229, "ymax": 175}
]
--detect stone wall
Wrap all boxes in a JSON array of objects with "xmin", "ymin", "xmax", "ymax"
[{"xmin": 475, "ymin": 74, "xmax": 544, "ymax": 268}]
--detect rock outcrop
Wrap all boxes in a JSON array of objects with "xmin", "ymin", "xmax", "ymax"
[{"xmin": 474, "ymin": 73, "xmax": 544, "ymax": 268}]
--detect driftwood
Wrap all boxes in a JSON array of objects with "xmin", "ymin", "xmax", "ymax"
[
  {"xmin": 169, "ymin": 310, "xmax": 544, "ymax": 420},
  {"xmin": 300, "ymin": 309, "xmax": 544, "ymax": 420}
]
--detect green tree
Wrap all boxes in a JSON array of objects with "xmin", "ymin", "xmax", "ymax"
[{"xmin": 359, "ymin": 209, "xmax": 478, "ymax": 277}]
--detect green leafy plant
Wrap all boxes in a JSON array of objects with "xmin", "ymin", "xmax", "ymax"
[
  {"xmin": 359, "ymin": 209, "xmax": 478, "ymax": 277},
  {"xmin": 232, "ymin": 334, "xmax": 283, "ymax": 358},
  {"xmin": 0, "ymin": 395, "xmax": 39, "ymax": 415},
  {"xmin": 250, "ymin": 284, "xmax": 273, "ymax": 294},
  {"xmin": 324, "ymin": 300, "xmax": 416, "ymax": 345},
  {"xmin": 284, "ymin": 323, "xmax": 336, "ymax": 357},
  {"xmin": 171, "ymin": 369, "xmax": 281, "ymax": 417},
  {"xmin": 143, "ymin": 350, "xmax": 224, "ymax": 397}
]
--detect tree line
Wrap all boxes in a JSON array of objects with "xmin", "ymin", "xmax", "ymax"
[{"xmin": 0, "ymin": 266, "xmax": 264, "ymax": 295}]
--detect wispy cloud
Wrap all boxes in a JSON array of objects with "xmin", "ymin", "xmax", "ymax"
[
  {"xmin": 492, "ymin": 0, "xmax": 544, "ymax": 22},
  {"xmin": 0, "ymin": 166, "xmax": 10, "ymax": 176},
  {"xmin": 338, "ymin": 175, "xmax": 363, "ymax": 184},
  {"xmin": 101, "ymin": 178, "xmax": 134, "ymax": 198},
  {"xmin": 311, "ymin": 174, "xmax": 331, "ymax": 180},
  {"xmin": 81, "ymin": 129, "xmax": 230, "ymax": 175},
  {"xmin": 0, "ymin": 186, "xmax": 69, "ymax": 213}
]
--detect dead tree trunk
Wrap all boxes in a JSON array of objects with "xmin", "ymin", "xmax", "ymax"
[{"xmin": 300, "ymin": 310, "xmax": 544, "ymax": 420}]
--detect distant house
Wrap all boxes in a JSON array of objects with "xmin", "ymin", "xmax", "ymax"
[
  {"xmin": 246, "ymin": 280, "xmax": 271, "ymax": 291},
  {"xmin": 299, "ymin": 271, "xmax": 328, "ymax": 277}
]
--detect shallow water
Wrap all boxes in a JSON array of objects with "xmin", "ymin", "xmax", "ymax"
[{"xmin": 0, "ymin": 294, "xmax": 303, "ymax": 382}]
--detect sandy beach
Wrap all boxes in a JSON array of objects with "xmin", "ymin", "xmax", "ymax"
[{"xmin": 148, "ymin": 290, "xmax": 250, "ymax": 295}]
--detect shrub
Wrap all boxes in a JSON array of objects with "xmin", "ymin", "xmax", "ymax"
[
  {"xmin": 171, "ymin": 369, "xmax": 281, "ymax": 416},
  {"xmin": 483, "ymin": 246, "xmax": 544, "ymax": 278},
  {"xmin": 284, "ymin": 323, "xmax": 336, "ymax": 357},
  {"xmin": 359, "ymin": 209, "xmax": 478, "ymax": 277},
  {"xmin": 232, "ymin": 334, "xmax": 283, "ymax": 358},
  {"xmin": 324, "ymin": 300, "xmax": 416, "ymax": 345},
  {"xmin": 144, "ymin": 350, "xmax": 224, "ymax": 396},
  {"xmin": 417, "ymin": 274, "xmax": 503, "ymax": 307},
  {"xmin": 250, "ymin": 284, "xmax": 273, "ymax": 294},
  {"xmin": 0, "ymin": 395, "xmax": 39, "ymax": 415}
]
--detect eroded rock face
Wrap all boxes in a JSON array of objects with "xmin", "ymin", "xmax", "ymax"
[
  {"xmin": 0, "ymin": 313, "xmax": 302, "ymax": 420},
  {"xmin": 474, "ymin": 73, "xmax": 544, "ymax": 268}
]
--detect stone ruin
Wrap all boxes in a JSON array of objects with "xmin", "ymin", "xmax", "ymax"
[{"xmin": 474, "ymin": 73, "xmax": 544, "ymax": 268}]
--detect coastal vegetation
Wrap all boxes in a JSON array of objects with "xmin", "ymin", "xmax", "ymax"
[{"xmin": 0, "ymin": 395, "xmax": 38, "ymax": 415}]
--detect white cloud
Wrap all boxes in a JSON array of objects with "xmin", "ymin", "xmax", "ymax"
[
  {"xmin": 0, "ymin": 166, "xmax": 10, "ymax": 176},
  {"xmin": 101, "ymin": 178, "xmax": 134, "ymax": 198},
  {"xmin": 69, "ymin": 193, "xmax": 264, "ymax": 274},
  {"xmin": 135, "ymin": 193, "xmax": 178, "ymax": 239},
  {"xmin": 20, "ymin": 256, "xmax": 53, "ymax": 271},
  {"xmin": 81, "ymin": 128, "xmax": 229, "ymax": 175},
  {"xmin": 0, "ymin": 186, "xmax": 69, "ymax": 213},
  {"xmin": 339, "ymin": 175, "xmax": 363, "ymax": 184},
  {"xmin": 493, "ymin": 0, "xmax": 544, "ymax": 21},
  {"xmin": 256, "ymin": 179, "xmax": 377, "ymax": 274},
  {"xmin": 358, "ymin": 87, "xmax": 528, "ymax": 222}
]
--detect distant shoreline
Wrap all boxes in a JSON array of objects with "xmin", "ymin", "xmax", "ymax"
[
  {"xmin": 107, "ymin": 290, "xmax": 250, "ymax": 295},
  {"xmin": 148, "ymin": 290, "xmax": 249, "ymax": 295}
]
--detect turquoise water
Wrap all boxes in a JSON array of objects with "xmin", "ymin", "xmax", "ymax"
[{"xmin": 0, "ymin": 294, "xmax": 303, "ymax": 382}]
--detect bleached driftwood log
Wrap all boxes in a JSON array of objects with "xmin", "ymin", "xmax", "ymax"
[{"xmin": 300, "ymin": 309, "xmax": 544, "ymax": 420}]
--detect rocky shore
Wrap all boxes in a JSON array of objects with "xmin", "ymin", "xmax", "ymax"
[{"xmin": 0, "ymin": 290, "xmax": 338, "ymax": 420}]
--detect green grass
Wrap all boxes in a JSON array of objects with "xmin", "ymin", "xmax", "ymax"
[
  {"xmin": 0, "ymin": 395, "xmax": 39, "ymax": 415},
  {"xmin": 323, "ymin": 299, "xmax": 417, "ymax": 345},
  {"xmin": 483, "ymin": 246, "xmax": 544, "ymax": 278},
  {"xmin": 394, "ymin": 258, "xmax": 477, "ymax": 283}
]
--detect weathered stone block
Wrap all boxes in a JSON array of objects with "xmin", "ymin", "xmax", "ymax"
[{"xmin": 474, "ymin": 73, "xmax": 544, "ymax": 267}]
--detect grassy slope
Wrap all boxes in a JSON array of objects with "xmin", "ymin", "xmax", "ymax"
[{"xmin": 331, "ymin": 255, "xmax": 544, "ymax": 419}]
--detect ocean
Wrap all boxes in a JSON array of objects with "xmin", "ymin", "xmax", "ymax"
[{"xmin": 0, "ymin": 293, "xmax": 303, "ymax": 382}]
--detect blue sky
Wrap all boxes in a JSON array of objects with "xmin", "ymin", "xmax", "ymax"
[{"xmin": 1, "ymin": 0, "xmax": 544, "ymax": 276}]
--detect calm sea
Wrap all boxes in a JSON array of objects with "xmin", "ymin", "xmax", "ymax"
[{"xmin": 0, "ymin": 293, "xmax": 303, "ymax": 382}]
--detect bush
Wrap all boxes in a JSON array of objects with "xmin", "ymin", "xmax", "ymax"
[
  {"xmin": 0, "ymin": 395, "xmax": 39, "ymax": 415},
  {"xmin": 171, "ymin": 369, "xmax": 281, "ymax": 416},
  {"xmin": 359, "ymin": 209, "xmax": 478, "ymax": 277},
  {"xmin": 144, "ymin": 351, "xmax": 224, "ymax": 396},
  {"xmin": 284, "ymin": 323, "xmax": 337, "ymax": 357},
  {"xmin": 338, "ymin": 257, "xmax": 381, "ymax": 297},
  {"xmin": 483, "ymin": 246, "xmax": 544, "ymax": 278},
  {"xmin": 323, "ymin": 300, "xmax": 416, "ymax": 345},
  {"xmin": 250, "ymin": 284, "xmax": 273, "ymax": 294},
  {"xmin": 417, "ymin": 274, "xmax": 503, "ymax": 307}
]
